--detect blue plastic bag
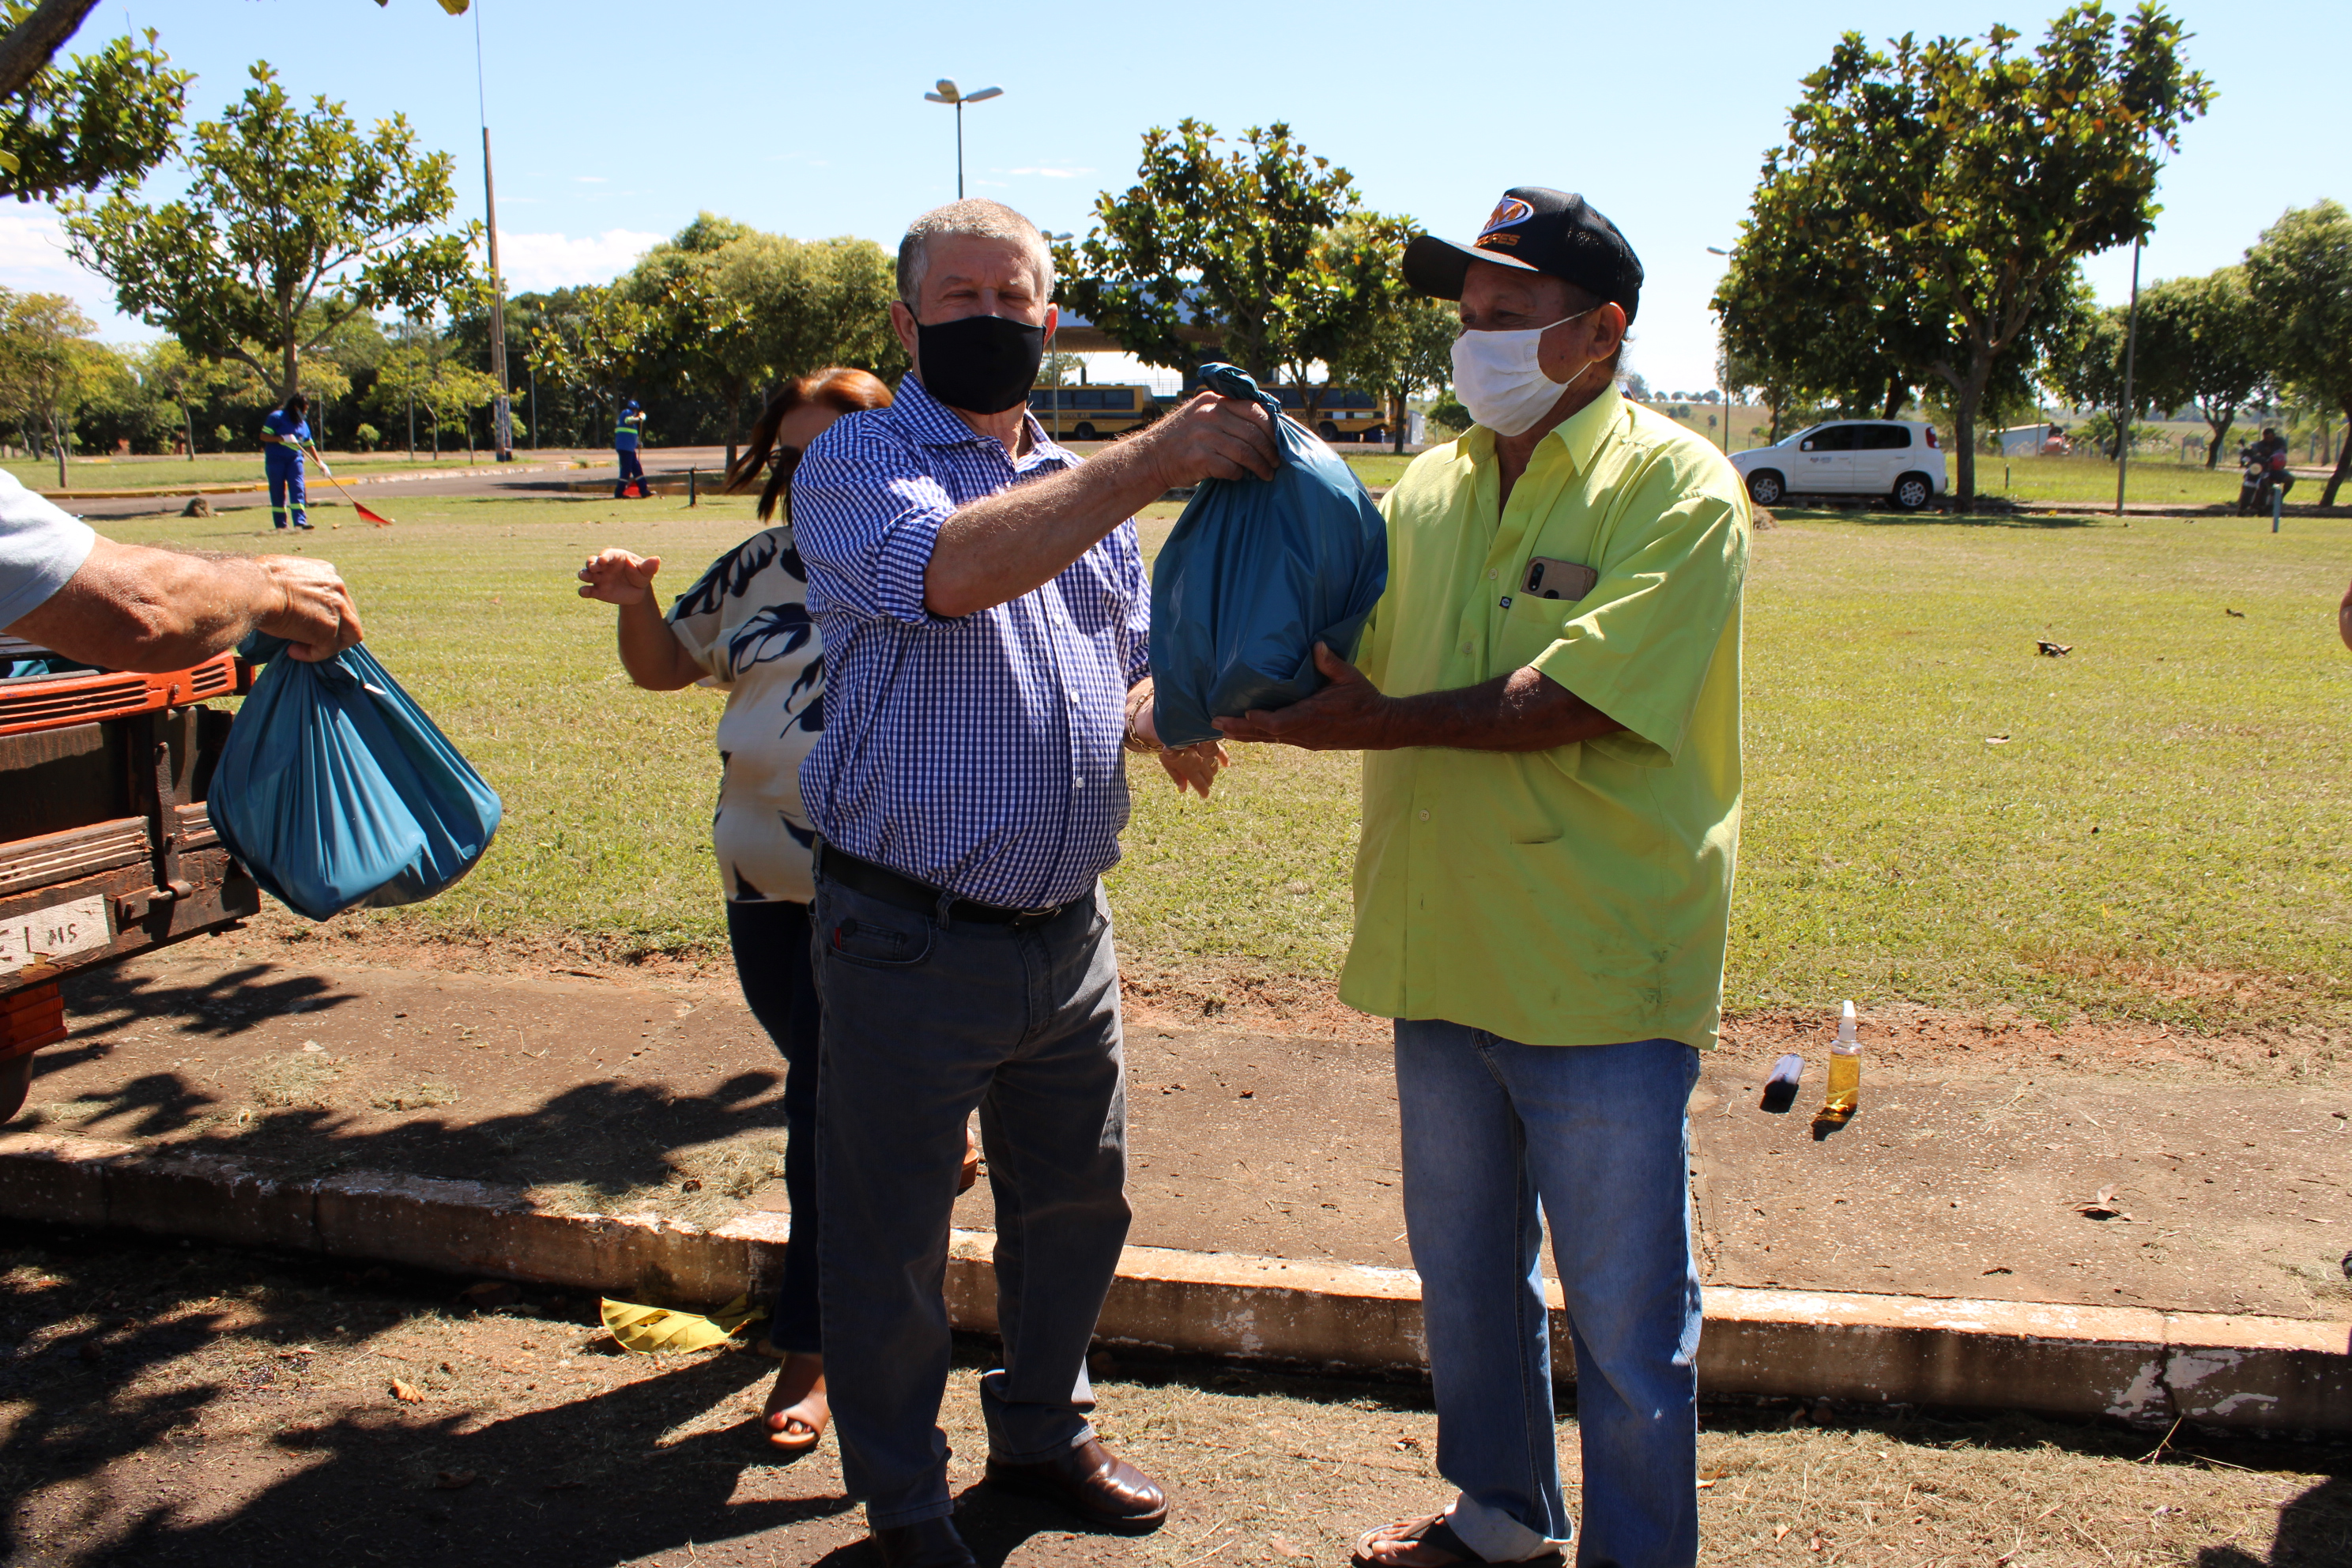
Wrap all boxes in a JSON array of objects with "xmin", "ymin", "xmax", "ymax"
[
  {"xmin": 209, "ymin": 637, "xmax": 503, "ymax": 922},
  {"xmin": 1149, "ymin": 364, "xmax": 1389, "ymax": 748}
]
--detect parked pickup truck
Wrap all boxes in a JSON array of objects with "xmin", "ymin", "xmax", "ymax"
[{"xmin": 1, "ymin": 648, "xmax": 260, "ymax": 1119}]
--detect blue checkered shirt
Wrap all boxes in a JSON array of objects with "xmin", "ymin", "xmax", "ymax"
[{"xmin": 791, "ymin": 375, "xmax": 1151, "ymax": 909}]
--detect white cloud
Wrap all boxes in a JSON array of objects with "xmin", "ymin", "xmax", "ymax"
[
  {"xmin": 1006, "ymin": 167, "xmax": 1091, "ymax": 179},
  {"xmin": 573, "ymin": 175, "xmax": 609, "ymax": 184},
  {"xmin": 494, "ymin": 228, "xmax": 665, "ymax": 292},
  {"xmin": 0, "ymin": 207, "xmax": 149, "ymax": 337}
]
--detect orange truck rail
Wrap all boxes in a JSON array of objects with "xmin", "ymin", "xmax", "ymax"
[{"xmin": 0, "ymin": 650, "xmax": 247, "ymax": 737}]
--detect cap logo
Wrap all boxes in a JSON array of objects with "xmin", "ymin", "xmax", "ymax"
[{"xmin": 1479, "ymin": 197, "xmax": 1534, "ymax": 237}]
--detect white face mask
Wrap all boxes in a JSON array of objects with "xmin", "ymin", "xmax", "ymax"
[{"xmin": 1450, "ymin": 308, "xmax": 1595, "ymax": 437}]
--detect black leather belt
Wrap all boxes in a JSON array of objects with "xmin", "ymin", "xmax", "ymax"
[{"xmin": 812, "ymin": 839, "xmax": 1086, "ymax": 929}]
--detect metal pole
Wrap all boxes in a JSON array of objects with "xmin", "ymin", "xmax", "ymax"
[
  {"xmin": 484, "ymin": 127, "xmax": 514, "ymax": 462},
  {"xmin": 955, "ymin": 100, "xmax": 964, "ymax": 199},
  {"xmin": 528, "ymin": 359, "xmax": 537, "ymax": 451},
  {"xmin": 2113, "ymin": 235, "xmax": 2143, "ymax": 517}
]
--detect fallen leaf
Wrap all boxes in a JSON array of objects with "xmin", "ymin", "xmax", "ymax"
[
  {"xmin": 390, "ymin": 1379, "xmax": 424, "ymax": 1403},
  {"xmin": 2073, "ymin": 1185, "xmax": 2134, "ymax": 1221},
  {"xmin": 1984, "ymin": 733, "xmax": 2011, "ymax": 744},
  {"xmin": 1982, "ymin": 1265, "xmax": 2013, "ymax": 1276},
  {"xmin": 1697, "ymin": 1478, "xmax": 1717, "ymax": 1489},
  {"xmin": 1773, "ymin": 1525, "xmax": 1792, "ymax": 1543},
  {"xmin": 435, "ymin": 1468, "xmax": 478, "ymax": 1490},
  {"xmin": 1268, "ymin": 1535, "xmax": 1307, "ymax": 1559},
  {"xmin": 2036, "ymin": 640, "xmax": 2072, "ymax": 656},
  {"xmin": 1808, "ymin": 1534, "xmax": 1826, "ymax": 1551},
  {"xmin": 601, "ymin": 1295, "xmax": 766, "ymax": 1355},
  {"xmin": 2224, "ymin": 607, "xmax": 2245, "ymax": 617}
]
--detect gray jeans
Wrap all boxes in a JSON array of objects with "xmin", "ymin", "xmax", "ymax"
[{"xmin": 811, "ymin": 869, "xmax": 1131, "ymax": 1529}]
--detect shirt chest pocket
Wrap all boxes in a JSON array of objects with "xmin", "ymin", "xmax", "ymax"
[{"xmin": 1496, "ymin": 592, "xmax": 1579, "ymax": 673}]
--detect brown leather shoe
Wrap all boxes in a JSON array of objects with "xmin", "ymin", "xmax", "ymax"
[
  {"xmin": 984, "ymin": 1437, "xmax": 1167, "ymax": 1532},
  {"xmin": 871, "ymin": 1515, "xmax": 977, "ymax": 1568}
]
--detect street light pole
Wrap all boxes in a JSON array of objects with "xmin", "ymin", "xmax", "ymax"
[
  {"xmin": 924, "ymin": 79, "xmax": 1002, "ymax": 199},
  {"xmin": 2113, "ymin": 233, "xmax": 2143, "ymax": 517}
]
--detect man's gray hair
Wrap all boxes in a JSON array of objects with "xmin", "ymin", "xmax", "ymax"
[{"xmin": 896, "ymin": 199, "xmax": 1056, "ymax": 310}]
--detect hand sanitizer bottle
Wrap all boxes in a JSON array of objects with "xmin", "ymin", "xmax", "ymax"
[{"xmin": 1819, "ymin": 1000, "xmax": 1860, "ymax": 1123}]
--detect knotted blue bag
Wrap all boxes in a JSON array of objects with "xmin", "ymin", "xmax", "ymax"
[
  {"xmin": 1149, "ymin": 364, "xmax": 1389, "ymax": 747},
  {"xmin": 209, "ymin": 636, "xmax": 503, "ymax": 922}
]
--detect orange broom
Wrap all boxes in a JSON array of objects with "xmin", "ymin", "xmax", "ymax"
[{"xmin": 303, "ymin": 445, "xmax": 394, "ymax": 527}]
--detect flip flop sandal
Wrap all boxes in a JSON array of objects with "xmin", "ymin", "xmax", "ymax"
[
  {"xmin": 1351, "ymin": 1514, "xmax": 1563, "ymax": 1568},
  {"xmin": 765, "ymin": 1412, "xmax": 824, "ymax": 1453}
]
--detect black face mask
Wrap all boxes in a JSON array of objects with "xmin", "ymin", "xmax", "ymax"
[{"xmin": 917, "ymin": 313, "xmax": 1046, "ymax": 415}]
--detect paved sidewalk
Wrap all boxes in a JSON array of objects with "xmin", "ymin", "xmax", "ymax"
[{"xmin": 13, "ymin": 933, "xmax": 2347, "ymax": 1325}]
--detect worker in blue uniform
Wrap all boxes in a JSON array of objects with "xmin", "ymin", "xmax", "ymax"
[
  {"xmin": 614, "ymin": 400, "xmax": 648, "ymax": 499},
  {"xmin": 260, "ymin": 395, "xmax": 315, "ymax": 531}
]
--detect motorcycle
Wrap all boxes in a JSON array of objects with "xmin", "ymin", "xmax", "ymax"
[{"xmin": 2237, "ymin": 446, "xmax": 2295, "ymax": 516}]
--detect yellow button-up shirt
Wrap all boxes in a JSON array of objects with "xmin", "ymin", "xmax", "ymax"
[{"xmin": 1339, "ymin": 389, "xmax": 1749, "ymax": 1049}]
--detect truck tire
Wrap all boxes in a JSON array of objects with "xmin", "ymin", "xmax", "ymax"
[
  {"xmin": 1745, "ymin": 469, "xmax": 1785, "ymax": 507},
  {"xmin": 1890, "ymin": 473, "xmax": 1934, "ymax": 512}
]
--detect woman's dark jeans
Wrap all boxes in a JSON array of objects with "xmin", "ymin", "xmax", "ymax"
[{"xmin": 726, "ymin": 897, "xmax": 821, "ymax": 1355}]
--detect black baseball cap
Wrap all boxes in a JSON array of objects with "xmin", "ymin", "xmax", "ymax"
[{"xmin": 1404, "ymin": 187, "xmax": 1644, "ymax": 323}]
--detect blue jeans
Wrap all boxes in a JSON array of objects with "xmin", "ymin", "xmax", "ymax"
[
  {"xmin": 266, "ymin": 462, "xmax": 306, "ymax": 527},
  {"xmin": 1395, "ymin": 1022, "xmax": 1703, "ymax": 1568},
  {"xmin": 811, "ymin": 869, "xmax": 1130, "ymax": 1529},
  {"xmin": 726, "ymin": 898, "xmax": 820, "ymax": 1355},
  {"xmin": 615, "ymin": 446, "xmax": 643, "ymax": 496}
]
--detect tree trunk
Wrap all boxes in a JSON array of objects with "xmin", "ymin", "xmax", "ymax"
[
  {"xmin": 0, "ymin": 0, "xmax": 102, "ymax": 104},
  {"xmin": 1880, "ymin": 379, "xmax": 1904, "ymax": 421},
  {"xmin": 184, "ymin": 408, "xmax": 195, "ymax": 462},
  {"xmin": 2203, "ymin": 408, "xmax": 2231, "ymax": 469},
  {"xmin": 1391, "ymin": 393, "xmax": 1406, "ymax": 454},
  {"xmin": 281, "ymin": 335, "xmax": 300, "ymax": 400},
  {"xmin": 1951, "ymin": 356, "xmax": 1992, "ymax": 513},
  {"xmin": 2324, "ymin": 402, "xmax": 2352, "ymax": 509},
  {"xmin": 51, "ymin": 413, "xmax": 66, "ymax": 491}
]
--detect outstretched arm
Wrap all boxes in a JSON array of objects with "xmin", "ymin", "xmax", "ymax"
[
  {"xmin": 7, "ymin": 537, "xmax": 362, "ymax": 669},
  {"xmin": 1214, "ymin": 643, "xmax": 1623, "ymax": 753},
  {"xmin": 577, "ymin": 548, "xmax": 703, "ymax": 690}
]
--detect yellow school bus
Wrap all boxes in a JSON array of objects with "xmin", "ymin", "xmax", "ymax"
[
  {"xmin": 1027, "ymin": 385, "xmax": 1158, "ymax": 441},
  {"xmin": 1274, "ymin": 385, "xmax": 1386, "ymax": 441}
]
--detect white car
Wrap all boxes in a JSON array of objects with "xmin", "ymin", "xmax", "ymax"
[{"xmin": 1728, "ymin": 420, "xmax": 1949, "ymax": 512}]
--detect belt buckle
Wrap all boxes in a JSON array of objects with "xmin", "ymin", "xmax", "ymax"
[{"xmin": 1010, "ymin": 903, "xmax": 1061, "ymax": 928}]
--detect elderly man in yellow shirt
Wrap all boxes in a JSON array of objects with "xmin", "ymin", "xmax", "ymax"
[{"xmin": 1219, "ymin": 188, "xmax": 1747, "ymax": 1568}]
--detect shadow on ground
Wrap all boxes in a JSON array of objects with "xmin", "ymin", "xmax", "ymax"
[
  {"xmin": 1772, "ymin": 504, "xmax": 2105, "ymax": 529},
  {"xmin": 27, "ymin": 959, "xmax": 787, "ymax": 1211},
  {"xmin": 7, "ymin": 1226, "xmax": 2348, "ymax": 1567}
]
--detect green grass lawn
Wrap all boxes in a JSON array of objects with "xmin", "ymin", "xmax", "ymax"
[
  {"xmin": 1981, "ymin": 451, "xmax": 2250, "ymax": 508},
  {"xmin": 5, "ymin": 452, "xmax": 568, "ymax": 492},
  {"xmin": 89, "ymin": 494, "xmax": 2352, "ymax": 1030}
]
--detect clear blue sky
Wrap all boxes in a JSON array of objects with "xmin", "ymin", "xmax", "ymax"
[{"xmin": 5, "ymin": 0, "xmax": 2335, "ymax": 394}]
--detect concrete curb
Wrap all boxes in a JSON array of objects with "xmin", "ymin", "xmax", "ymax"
[{"xmin": 5, "ymin": 1131, "xmax": 2344, "ymax": 1436}]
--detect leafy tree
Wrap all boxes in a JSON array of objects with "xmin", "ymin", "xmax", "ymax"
[
  {"xmin": 2131, "ymin": 267, "xmax": 2265, "ymax": 467},
  {"xmin": 0, "ymin": 2, "xmax": 186, "ymax": 201},
  {"xmin": 610, "ymin": 219, "xmax": 903, "ymax": 459},
  {"xmin": 2244, "ymin": 200, "xmax": 2352, "ymax": 505},
  {"xmin": 376, "ymin": 329, "xmax": 496, "ymax": 460},
  {"xmin": 130, "ymin": 339, "xmax": 253, "ymax": 460},
  {"xmin": 1062, "ymin": 120, "xmax": 1370, "ymax": 390},
  {"xmin": 1328, "ymin": 291, "xmax": 1454, "ymax": 454},
  {"xmin": 526, "ymin": 283, "xmax": 651, "ymax": 447},
  {"xmin": 2041, "ymin": 284, "xmax": 2151, "ymax": 458},
  {"xmin": 1721, "ymin": 3, "xmax": 2209, "ymax": 507},
  {"xmin": 0, "ymin": 287, "xmax": 100, "ymax": 484},
  {"xmin": 62, "ymin": 61, "xmax": 477, "ymax": 399}
]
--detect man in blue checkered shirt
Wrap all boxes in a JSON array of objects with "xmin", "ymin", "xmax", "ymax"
[{"xmin": 791, "ymin": 198, "xmax": 1276, "ymax": 1568}]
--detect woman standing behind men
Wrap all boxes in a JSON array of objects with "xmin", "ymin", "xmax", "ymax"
[{"xmin": 579, "ymin": 367, "xmax": 948, "ymax": 1452}]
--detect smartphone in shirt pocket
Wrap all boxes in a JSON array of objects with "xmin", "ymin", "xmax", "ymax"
[{"xmin": 1521, "ymin": 556, "xmax": 1597, "ymax": 602}]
